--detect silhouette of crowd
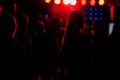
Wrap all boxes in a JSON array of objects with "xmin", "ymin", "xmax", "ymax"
[{"xmin": 0, "ymin": 1, "xmax": 119, "ymax": 80}]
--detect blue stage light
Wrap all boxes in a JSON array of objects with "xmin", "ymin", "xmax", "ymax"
[
  {"xmin": 94, "ymin": 12, "xmax": 98, "ymax": 16},
  {"xmin": 45, "ymin": 13, "xmax": 49, "ymax": 18},
  {"xmin": 89, "ymin": 17, "xmax": 93, "ymax": 20},
  {"xmin": 90, "ymin": 12, "xmax": 93, "ymax": 16},
  {"xmin": 89, "ymin": 8, "xmax": 93, "ymax": 11}
]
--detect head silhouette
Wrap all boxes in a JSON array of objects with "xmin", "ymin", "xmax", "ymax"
[
  {"xmin": 17, "ymin": 14, "xmax": 28, "ymax": 33},
  {"xmin": 67, "ymin": 10, "xmax": 84, "ymax": 29},
  {"xmin": 0, "ymin": 13, "xmax": 17, "ymax": 43},
  {"xmin": 51, "ymin": 17, "xmax": 62, "ymax": 30},
  {"xmin": 62, "ymin": 10, "xmax": 84, "ymax": 46},
  {"xmin": 65, "ymin": 10, "xmax": 84, "ymax": 37}
]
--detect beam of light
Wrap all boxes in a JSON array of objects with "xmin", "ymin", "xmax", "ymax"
[
  {"xmin": 81, "ymin": 0, "xmax": 87, "ymax": 5},
  {"xmin": 54, "ymin": 0, "xmax": 61, "ymax": 5},
  {"xmin": 90, "ymin": 0, "xmax": 96, "ymax": 6},
  {"xmin": 98, "ymin": 0, "xmax": 105, "ymax": 6},
  {"xmin": 45, "ymin": 0, "xmax": 51, "ymax": 3}
]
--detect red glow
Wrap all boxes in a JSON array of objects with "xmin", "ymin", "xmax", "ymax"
[
  {"xmin": 12, "ymin": 15, "xmax": 18, "ymax": 40},
  {"xmin": 70, "ymin": 0, "xmax": 77, "ymax": 5},
  {"xmin": 110, "ymin": 5, "xmax": 114, "ymax": 21},
  {"xmin": 98, "ymin": 0, "xmax": 105, "ymax": 6},
  {"xmin": 90, "ymin": 0, "xmax": 96, "ymax": 6},
  {"xmin": 81, "ymin": 0, "xmax": 87, "ymax": 5},
  {"xmin": 63, "ymin": 0, "xmax": 70, "ymax": 5},
  {"xmin": 0, "ymin": 5, "xmax": 2, "ymax": 13},
  {"xmin": 38, "ymin": 75, "xmax": 42, "ymax": 80},
  {"xmin": 56, "ymin": 67, "xmax": 62, "ymax": 74},
  {"xmin": 45, "ymin": 0, "xmax": 51, "ymax": 3},
  {"xmin": 14, "ymin": 3, "xmax": 17, "ymax": 15},
  {"xmin": 54, "ymin": 0, "xmax": 61, "ymax": 5}
]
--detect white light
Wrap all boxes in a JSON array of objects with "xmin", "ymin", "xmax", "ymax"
[
  {"xmin": 63, "ymin": 0, "xmax": 70, "ymax": 5},
  {"xmin": 108, "ymin": 23, "xmax": 114, "ymax": 36},
  {"xmin": 70, "ymin": 0, "xmax": 77, "ymax": 5}
]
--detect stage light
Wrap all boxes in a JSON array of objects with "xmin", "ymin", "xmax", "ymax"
[
  {"xmin": 54, "ymin": 0, "xmax": 61, "ymax": 5},
  {"xmin": 94, "ymin": 17, "xmax": 98, "ymax": 20},
  {"xmin": 45, "ymin": 13, "xmax": 49, "ymax": 18},
  {"xmin": 89, "ymin": 17, "xmax": 93, "ymax": 20},
  {"xmin": 94, "ymin": 12, "xmax": 98, "ymax": 16},
  {"xmin": 90, "ymin": 0, "xmax": 96, "ymax": 6},
  {"xmin": 108, "ymin": 23, "xmax": 114, "ymax": 36},
  {"xmin": 98, "ymin": 0, "xmax": 105, "ymax": 6},
  {"xmin": 45, "ymin": 0, "xmax": 51, "ymax": 3},
  {"xmin": 99, "ymin": 17, "xmax": 103, "ymax": 20},
  {"xmin": 70, "ymin": 0, "xmax": 77, "ymax": 5},
  {"xmin": 94, "ymin": 8, "xmax": 97, "ymax": 11},
  {"xmin": 89, "ymin": 8, "xmax": 93, "ymax": 11},
  {"xmin": 63, "ymin": 0, "xmax": 70, "ymax": 5},
  {"xmin": 84, "ymin": 8, "xmax": 88, "ymax": 11},
  {"xmin": 100, "ymin": 13, "xmax": 103, "ymax": 16},
  {"xmin": 84, "ymin": 17, "xmax": 88, "ymax": 20},
  {"xmin": 81, "ymin": 0, "xmax": 86, "ymax": 6},
  {"xmin": 90, "ymin": 12, "xmax": 93, "ymax": 16}
]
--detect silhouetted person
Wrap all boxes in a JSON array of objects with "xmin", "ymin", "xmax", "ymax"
[
  {"xmin": 0, "ymin": 12, "xmax": 18, "ymax": 80},
  {"xmin": 62, "ymin": 10, "xmax": 89, "ymax": 80},
  {"xmin": 50, "ymin": 17, "xmax": 63, "ymax": 56},
  {"xmin": 93, "ymin": 20, "xmax": 109, "ymax": 61},
  {"xmin": 92, "ymin": 19, "xmax": 110, "ymax": 79},
  {"xmin": 13, "ymin": 13, "xmax": 33, "ymax": 80},
  {"xmin": 109, "ymin": 5, "xmax": 120, "ymax": 76},
  {"xmin": 29, "ymin": 14, "xmax": 53, "ymax": 79},
  {"xmin": 108, "ymin": 22, "xmax": 120, "ymax": 79}
]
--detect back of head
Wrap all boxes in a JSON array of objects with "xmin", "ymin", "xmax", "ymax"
[
  {"xmin": 63, "ymin": 10, "xmax": 84, "ymax": 46},
  {"xmin": 67, "ymin": 10, "xmax": 84, "ymax": 31},
  {"xmin": 17, "ymin": 14, "xmax": 29, "ymax": 33},
  {"xmin": 0, "ymin": 13, "xmax": 17, "ymax": 41},
  {"xmin": 51, "ymin": 17, "xmax": 62, "ymax": 30}
]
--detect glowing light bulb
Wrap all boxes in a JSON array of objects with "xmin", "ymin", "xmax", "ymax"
[
  {"xmin": 81, "ymin": 0, "xmax": 87, "ymax": 5},
  {"xmin": 70, "ymin": 0, "xmax": 77, "ymax": 5},
  {"xmin": 98, "ymin": 0, "xmax": 105, "ymax": 6},
  {"xmin": 54, "ymin": 0, "xmax": 61, "ymax": 5},
  {"xmin": 45, "ymin": 0, "xmax": 51, "ymax": 3},
  {"xmin": 63, "ymin": 0, "xmax": 70, "ymax": 5},
  {"xmin": 90, "ymin": 0, "xmax": 96, "ymax": 6}
]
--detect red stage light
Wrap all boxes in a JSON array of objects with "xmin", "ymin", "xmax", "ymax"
[
  {"xmin": 81, "ymin": 0, "xmax": 87, "ymax": 5},
  {"xmin": 54, "ymin": 0, "xmax": 61, "ymax": 5},
  {"xmin": 98, "ymin": 0, "xmax": 105, "ymax": 6},
  {"xmin": 90, "ymin": 0, "xmax": 96, "ymax": 6},
  {"xmin": 45, "ymin": 0, "xmax": 51, "ymax": 3}
]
